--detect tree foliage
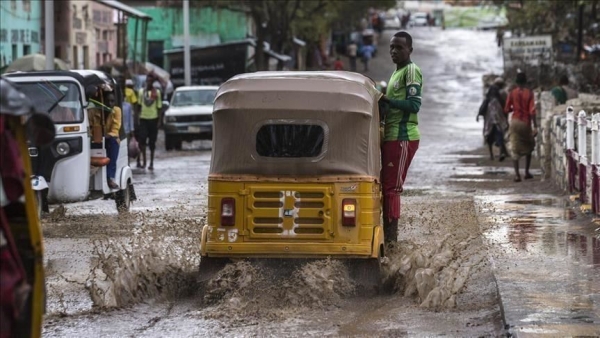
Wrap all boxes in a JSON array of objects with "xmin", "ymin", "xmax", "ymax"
[
  {"xmin": 492, "ymin": 0, "xmax": 599, "ymax": 44},
  {"xmin": 163, "ymin": 0, "xmax": 395, "ymax": 70}
]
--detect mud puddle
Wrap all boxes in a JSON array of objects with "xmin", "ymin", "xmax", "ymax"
[
  {"xmin": 476, "ymin": 194, "xmax": 600, "ymax": 336},
  {"xmin": 43, "ymin": 196, "xmax": 503, "ymax": 337}
]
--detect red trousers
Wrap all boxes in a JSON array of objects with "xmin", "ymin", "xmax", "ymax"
[{"xmin": 381, "ymin": 140, "xmax": 419, "ymax": 221}]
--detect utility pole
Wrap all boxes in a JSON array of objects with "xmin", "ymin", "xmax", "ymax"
[
  {"xmin": 576, "ymin": 3, "xmax": 584, "ymax": 62},
  {"xmin": 45, "ymin": 0, "xmax": 55, "ymax": 70},
  {"xmin": 183, "ymin": 0, "xmax": 191, "ymax": 86}
]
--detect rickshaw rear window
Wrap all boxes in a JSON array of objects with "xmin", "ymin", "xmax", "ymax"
[
  {"xmin": 256, "ymin": 124, "xmax": 324, "ymax": 158},
  {"xmin": 16, "ymin": 82, "xmax": 83, "ymax": 124}
]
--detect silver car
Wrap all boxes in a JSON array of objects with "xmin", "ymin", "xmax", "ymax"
[{"xmin": 162, "ymin": 86, "xmax": 218, "ymax": 150}]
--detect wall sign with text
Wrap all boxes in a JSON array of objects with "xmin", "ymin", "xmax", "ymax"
[{"xmin": 502, "ymin": 35, "xmax": 553, "ymax": 70}]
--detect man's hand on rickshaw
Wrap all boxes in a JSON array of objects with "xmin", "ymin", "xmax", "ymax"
[{"xmin": 380, "ymin": 95, "xmax": 390, "ymax": 103}]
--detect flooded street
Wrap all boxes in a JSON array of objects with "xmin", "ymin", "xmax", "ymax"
[{"xmin": 41, "ymin": 27, "xmax": 599, "ymax": 337}]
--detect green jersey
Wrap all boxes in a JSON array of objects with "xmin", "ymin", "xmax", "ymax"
[{"xmin": 384, "ymin": 62, "xmax": 423, "ymax": 141}]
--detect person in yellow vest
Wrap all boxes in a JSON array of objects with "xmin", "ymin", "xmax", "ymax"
[
  {"xmin": 124, "ymin": 79, "xmax": 138, "ymax": 105},
  {"xmin": 136, "ymin": 74, "xmax": 162, "ymax": 170}
]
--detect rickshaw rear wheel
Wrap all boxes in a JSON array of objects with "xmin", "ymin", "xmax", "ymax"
[
  {"xmin": 347, "ymin": 246, "xmax": 384, "ymax": 295},
  {"xmin": 115, "ymin": 181, "xmax": 131, "ymax": 213},
  {"xmin": 198, "ymin": 256, "xmax": 230, "ymax": 282}
]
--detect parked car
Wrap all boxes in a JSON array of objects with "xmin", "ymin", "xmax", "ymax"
[
  {"xmin": 162, "ymin": 85, "xmax": 218, "ymax": 150},
  {"xmin": 410, "ymin": 12, "xmax": 429, "ymax": 27},
  {"xmin": 384, "ymin": 15, "xmax": 401, "ymax": 30}
]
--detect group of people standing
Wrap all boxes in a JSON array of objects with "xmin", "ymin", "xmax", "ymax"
[
  {"xmin": 478, "ymin": 72, "xmax": 578, "ymax": 182},
  {"xmin": 88, "ymin": 74, "xmax": 162, "ymax": 190}
]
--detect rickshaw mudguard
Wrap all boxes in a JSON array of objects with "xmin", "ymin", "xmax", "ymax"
[
  {"xmin": 200, "ymin": 225, "xmax": 209, "ymax": 256},
  {"xmin": 119, "ymin": 166, "xmax": 133, "ymax": 191},
  {"xmin": 371, "ymin": 225, "xmax": 385, "ymax": 258}
]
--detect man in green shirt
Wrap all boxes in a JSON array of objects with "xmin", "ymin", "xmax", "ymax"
[{"xmin": 379, "ymin": 31, "xmax": 423, "ymax": 244}]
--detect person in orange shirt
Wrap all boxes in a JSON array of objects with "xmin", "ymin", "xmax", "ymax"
[
  {"xmin": 504, "ymin": 72, "xmax": 538, "ymax": 182},
  {"xmin": 333, "ymin": 56, "xmax": 344, "ymax": 70}
]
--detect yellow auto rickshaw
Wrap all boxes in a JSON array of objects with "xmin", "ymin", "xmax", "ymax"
[
  {"xmin": 1, "ymin": 78, "xmax": 55, "ymax": 338},
  {"xmin": 200, "ymin": 71, "xmax": 385, "ymax": 286}
]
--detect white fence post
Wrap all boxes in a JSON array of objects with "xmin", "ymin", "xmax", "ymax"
[
  {"xmin": 566, "ymin": 106, "xmax": 575, "ymax": 150},
  {"xmin": 578, "ymin": 110, "xmax": 587, "ymax": 161},
  {"xmin": 592, "ymin": 113, "xmax": 600, "ymax": 165}
]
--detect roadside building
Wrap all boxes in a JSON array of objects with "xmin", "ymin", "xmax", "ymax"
[
  {"xmin": 122, "ymin": 2, "xmax": 252, "ymax": 69},
  {"xmin": 0, "ymin": 0, "xmax": 42, "ymax": 70},
  {"xmin": 40, "ymin": 0, "xmax": 118, "ymax": 70},
  {"xmin": 92, "ymin": 1, "xmax": 118, "ymax": 67}
]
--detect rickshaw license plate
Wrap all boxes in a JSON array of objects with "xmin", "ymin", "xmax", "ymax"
[{"xmin": 188, "ymin": 126, "xmax": 201, "ymax": 133}]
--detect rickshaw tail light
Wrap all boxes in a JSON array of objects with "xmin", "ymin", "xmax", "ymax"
[
  {"xmin": 221, "ymin": 198, "xmax": 235, "ymax": 226},
  {"xmin": 342, "ymin": 199, "xmax": 356, "ymax": 226}
]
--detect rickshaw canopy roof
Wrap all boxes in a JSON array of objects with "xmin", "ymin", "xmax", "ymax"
[
  {"xmin": 210, "ymin": 71, "xmax": 383, "ymax": 178},
  {"xmin": 214, "ymin": 71, "xmax": 381, "ymax": 115},
  {"xmin": 4, "ymin": 70, "xmax": 115, "ymax": 91}
]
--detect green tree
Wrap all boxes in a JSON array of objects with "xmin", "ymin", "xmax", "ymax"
[
  {"xmin": 164, "ymin": 0, "xmax": 395, "ymax": 70},
  {"xmin": 492, "ymin": 0, "xmax": 599, "ymax": 44}
]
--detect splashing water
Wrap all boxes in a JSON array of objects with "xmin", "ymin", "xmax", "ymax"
[
  {"xmin": 202, "ymin": 258, "xmax": 355, "ymax": 325},
  {"xmin": 382, "ymin": 234, "xmax": 484, "ymax": 310}
]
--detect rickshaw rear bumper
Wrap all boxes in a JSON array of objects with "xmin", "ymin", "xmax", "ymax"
[{"xmin": 202, "ymin": 242, "xmax": 374, "ymax": 259}]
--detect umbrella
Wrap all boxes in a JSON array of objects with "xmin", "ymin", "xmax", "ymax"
[
  {"xmin": 98, "ymin": 59, "xmax": 173, "ymax": 95},
  {"xmin": 4, "ymin": 53, "xmax": 70, "ymax": 73},
  {"xmin": 98, "ymin": 59, "xmax": 170, "ymax": 87}
]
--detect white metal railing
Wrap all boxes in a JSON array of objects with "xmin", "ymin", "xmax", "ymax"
[{"xmin": 565, "ymin": 106, "xmax": 600, "ymax": 212}]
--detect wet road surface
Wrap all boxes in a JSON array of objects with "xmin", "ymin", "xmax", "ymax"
[{"xmin": 41, "ymin": 27, "xmax": 599, "ymax": 337}]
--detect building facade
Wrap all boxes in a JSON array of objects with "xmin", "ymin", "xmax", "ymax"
[
  {"xmin": 41, "ymin": 0, "xmax": 117, "ymax": 70},
  {"xmin": 0, "ymin": 0, "xmax": 42, "ymax": 69},
  {"xmin": 92, "ymin": 1, "xmax": 118, "ymax": 67},
  {"xmin": 124, "ymin": 3, "xmax": 251, "ymax": 69}
]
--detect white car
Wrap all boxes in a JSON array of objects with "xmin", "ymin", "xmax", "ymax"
[
  {"xmin": 385, "ymin": 16, "xmax": 401, "ymax": 30},
  {"xmin": 162, "ymin": 85, "xmax": 218, "ymax": 150},
  {"xmin": 410, "ymin": 12, "xmax": 429, "ymax": 27}
]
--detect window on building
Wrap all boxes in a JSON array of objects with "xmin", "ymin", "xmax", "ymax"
[
  {"xmin": 95, "ymin": 29, "xmax": 100, "ymax": 39},
  {"xmin": 55, "ymin": 46, "xmax": 61, "ymax": 59},
  {"xmin": 96, "ymin": 53, "xmax": 101, "ymax": 68},
  {"xmin": 72, "ymin": 46, "xmax": 78, "ymax": 69},
  {"xmin": 255, "ymin": 124, "xmax": 326, "ymax": 158},
  {"xmin": 12, "ymin": 44, "xmax": 17, "ymax": 60},
  {"xmin": 83, "ymin": 46, "xmax": 89, "ymax": 68},
  {"xmin": 102, "ymin": 30, "xmax": 108, "ymax": 41},
  {"xmin": 23, "ymin": 0, "xmax": 31, "ymax": 12},
  {"xmin": 23, "ymin": 45, "xmax": 31, "ymax": 56}
]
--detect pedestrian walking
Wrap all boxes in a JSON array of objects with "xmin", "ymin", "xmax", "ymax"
[
  {"xmin": 124, "ymin": 79, "xmax": 138, "ymax": 105},
  {"xmin": 378, "ymin": 31, "xmax": 423, "ymax": 244},
  {"xmin": 551, "ymin": 75, "xmax": 578, "ymax": 105},
  {"xmin": 361, "ymin": 44, "xmax": 374, "ymax": 72},
  {"xmin": 333, "ymin": 57, "xmax": 344, "ymax": 71},
  {"xmin": 136, "ymin": 75, "xmax": 162, "ymax": 170},
  {"xmin": 504, "ymin": 71, "xmax": 537, "ymax": 182},
  {"xmin": 477, "ymin": 79, "xmax": 509, "ymax": 161},
  {"xmin": 347, "ymin": 41, "xmax": 358, "ymax": 72}
]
